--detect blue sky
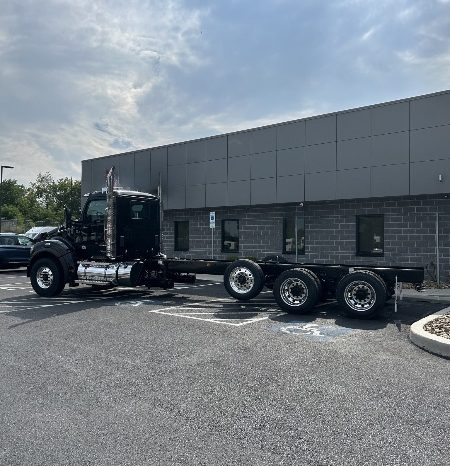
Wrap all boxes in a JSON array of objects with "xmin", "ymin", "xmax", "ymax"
[{"xmin": 0, "ymin": 0, "xmax": 449, "ymax": 184}]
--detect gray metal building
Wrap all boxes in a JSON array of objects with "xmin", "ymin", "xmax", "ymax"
[{"xmin": 82, "ymin": 90, "xmax": 450, "ymax": 281}]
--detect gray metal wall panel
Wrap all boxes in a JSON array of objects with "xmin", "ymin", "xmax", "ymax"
[
  {"xmin": 371, "ymin": 102, "xmax": 409, "ymax": 135},
  {"xmin": 206, "ymin": 182, "xmax": 227, "ymax": 207},
  {"xmin": 228, "ymin": 155, "xmax": 251, "ymax": 181},
  {"xmin": 251, "ymin": 152, "xmax": 276, "ymax": 180},
  {"xmin": 306, "ymin": 115, "xmax": 336, "ymax": 145},
  {"xmin": 410, "ymin": 93, "xmax": 450, "ymax": 129},
  {"xmin": 150, "ymin": 147, "xmax": 168, "ymax": 202},
  {"xmin": 115, "ymin": 153, "xmax": 135, "ymax": 190},
  {"xmin": 228, "ymin": 180, "xmax": 250, "ymax": 206},
  {"xmin": 305, "ymin": 142, "xmax": 336, "ymax": 173},
  {"xmin": 305, "ymin": 172, "xmax": 336, "ymax": 201},
  {"xmin": 167, "ymin": 184, "xmax": 186, "ymax": 209},
  {"xmin": 168, "ymin": 144, "xmax": 187, "ymax": 165},
  {"xmin": 205, "ymin": 158, "xmax": 227, "ymax": 183},
  {"xmin": 277, "ymin": 147, "xmax": 304, "ymax": 177},
  {"xmin": 277, "ymin": 174, "xmax": 304, "ymax": 203},
  {"xmin": 228, "ymin": 132, "xmax": 251, "ymax": 157},
  {"xmin": 81, "ymin": 160, "xmax": 92, "ymax": 196},
  {"xmin": 134, "ymin": 150, "xmax": 151, "ymax": 193},
  {"xmin": 337, "ymin": 138, "xmax": 371, "ymax": 170},
  {"xmin": 410, "ymin": 125, "xmax": 450, "ymax": 162},
  {"xmin": 371, "ymin": 164, "xmax": 409, "ymax": 197},
  {"xmin": 86, "ymin": 92, "xmax": 450, "ymax": 209},
  {"xmin": 186, "ymin": 162, "xmax": 206, "ymax": 185},
  {"xmin": 91, "ymin": 157, "xmax": 116, "ymax": 192},
  {"xmin": 372, "ymin": 132, "xmax": 409, "ymax": 166},
  {"xmin": 337, "ymin": 109, "xmax": 371, "ymax": 140},
  {"xmin": 251, "ymin": 178, "xmax": 276, "ymax": 205},
  {"xmin": 186, "ymin": 140, "xmax": 206, "ymax": 163},
  {"xmin": 336, "ymin": 168, "xmax": 371, "ymax": 199},
  {"xmin": 168, "ymin": 164, "xmax": 186, "ymax": 189},
  {"xmin": 186, "ymin": 184, "xmax": 205, "ymax": 208},
  {"xmin": 277, "ymin": 121, "xmax": 306, "ymax": 150},
  {"xmin": 410, "ymin": 160, "xmax": 450, "ymax": 194},
  {"xmin": 206, "ymin": 136, "xmax": 227, "ymax": 160},
  {"xmin": 251, "ymin": 127, "xmax": 276, "ymax": 154}
]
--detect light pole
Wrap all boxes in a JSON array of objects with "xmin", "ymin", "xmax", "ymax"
[{"xmin": 0, "ymin": 165, "xmax": 14, "ymax": 233}]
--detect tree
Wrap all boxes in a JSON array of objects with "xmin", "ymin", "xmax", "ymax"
[
  {"xmin": 0, "ymin": 179, "xmax": 27, "ymax": 207},
  {"xmin": 0, "ymin": 173, "xmax": 81, "ymax": 230},
  {"xmin": 28, "ymin": 173, "xmax": 81, "ymax": 223}
]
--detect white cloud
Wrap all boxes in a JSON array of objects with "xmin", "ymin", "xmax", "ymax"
[
  {"xmin": 1, "ymin": 0, "xmax": 450, "ymax": 188},
  {"xmin": 0, "ymin": 0, "xmax": 206, "ymax": 185}
]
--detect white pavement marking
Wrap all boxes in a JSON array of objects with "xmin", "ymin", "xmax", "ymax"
[
  {"xmin": 0, "ymin": 294, "xmax": 124, "ymax": 313},
  {"xmin": 149, "ymin": 301, "xmax": 282, "ymax": 327}
]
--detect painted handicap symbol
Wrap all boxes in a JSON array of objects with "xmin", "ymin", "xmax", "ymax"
[
  {"xmin": 281, "ymin": 323, "xmax": 324, "ymax": 337},
  {"xmin": 115, "ymin": 300, "xmax": 144, "ymax": 307}
]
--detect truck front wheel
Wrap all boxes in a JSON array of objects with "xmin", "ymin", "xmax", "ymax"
[{"xmin": 30, "ymin": 258, "xmax": 65, "ymax": 297}]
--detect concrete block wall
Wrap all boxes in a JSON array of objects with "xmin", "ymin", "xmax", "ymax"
[{"xmin": 162, "ymin": 194, "xmax": 450, "ymax": 282}]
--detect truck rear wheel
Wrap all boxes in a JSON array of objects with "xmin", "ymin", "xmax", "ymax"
[
  {"xmin": 273, "ymin": 268, "xmax": 320, "ymax": 313},
  {"xmin": 336, "ymin": 270, "xmax": 386, "ymax": 318},
  {"xmin": 224, "ymin": 259, "xmax": 264, "ymax": 300},
  {"xmin": 30, "ymin": 258, "xmax": 65, "ymax": 297}
]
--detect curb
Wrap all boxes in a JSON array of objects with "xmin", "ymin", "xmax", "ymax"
[
  {"xmin": 410, "ymin": 307, "xmax": 450, "ymax": 358},
  {"xmin": 402, "ymin": 291, "xmax": 450, "ymax": 304}
]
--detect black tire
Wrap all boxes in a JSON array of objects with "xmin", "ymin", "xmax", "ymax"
[
  {"xmin": 336, "ymin": 270, "xmax": 387, "ymax": 318},
  {"xmin": 273, "ymin": 268, "xmax": 320, "ymax": 313},
  {"xmin": 302, "ymin": 268, "xmax": 323, "ymax": 301},
  {"xmin": 224, "ymin": 259, "xmax": 264, "ymax": 300},
  {"xmin": 30, "ymin": 258, "xmax": 65, "ymax": 297}
]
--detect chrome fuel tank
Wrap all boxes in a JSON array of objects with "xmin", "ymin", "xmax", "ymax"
[{"xmin": 77, "ymin": 261, "xmax": 142, "ymax": 286}]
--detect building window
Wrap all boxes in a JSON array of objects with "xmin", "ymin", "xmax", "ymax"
[
  {"xmin": 174, "ymin": 221, "xmax": 189, "ymax": 251},
  {"xmin": 221, "ymin": 220, "xmax": 239, "ymax": 253},
  {"xmin": 357, "ymin": 215, "xmax": 384, "ymax": 256},
  {"xmin": 283, "ymin": 216, "xmax": 305, "ymax": 255}
]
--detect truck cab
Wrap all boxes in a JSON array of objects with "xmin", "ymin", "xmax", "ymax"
[
  {"xmin": 76, "ymin": 190, "xmax": 160, "ymax": 261},
  {"xmin": 28, "ymin": 179, "xmax": 161, "ymax": 296}
]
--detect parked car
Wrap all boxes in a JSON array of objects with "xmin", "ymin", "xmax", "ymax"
[
  {"xmin": 0, "ymin": 233, "xmax": 33, "ymax": 268},
  {"xmin": 25, "ymin": 226, "xmax": 58, "ymax": 239}
]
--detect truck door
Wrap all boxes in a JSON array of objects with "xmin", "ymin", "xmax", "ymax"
[{"xmin": 81, "ymin": 197, "xmax": 107, "ymax": 259}]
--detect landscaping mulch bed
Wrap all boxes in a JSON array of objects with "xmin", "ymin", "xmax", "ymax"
[{"xmin": 424, "ymin": 313, "xmax": 450, "ymax": 340}]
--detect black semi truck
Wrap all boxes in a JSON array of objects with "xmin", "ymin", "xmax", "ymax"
[{"xmin": 27, "ymin": 168, "xmax": 424, "ymax": 318}]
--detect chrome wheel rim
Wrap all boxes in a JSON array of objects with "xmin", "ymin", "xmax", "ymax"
[
  {"xmin": 229, "ymin": 267, "xmax": 254, "ymax": 294},
  {"xmin": 36, "ymin": 266, "xmax": 54, "ymax": 289},
  {"xmin": 344, "ymin": 281, "xmax": 376, "ymax": 311},
  {"xmin": 280, "ymin": 278, "xmax": 308, "ymax": 306}
]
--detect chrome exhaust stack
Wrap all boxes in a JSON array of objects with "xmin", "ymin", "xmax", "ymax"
[{"xmin": 105, "ymin": 166, "xmax": 117, "ymax": 260}]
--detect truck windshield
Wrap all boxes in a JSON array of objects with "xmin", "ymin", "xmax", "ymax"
[{"xmin": 86, "ymin": 199, "xmax": 107, "ymax": 222}]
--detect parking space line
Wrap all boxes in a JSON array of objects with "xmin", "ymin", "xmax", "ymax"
[
  {"xmin": 151, "ymin": 310, "xmax": 244, "ymax": 326},
  {"xmin": 0, "ymin": 294, "xmax": 124, "ymax": 313},
  {"xmin": 149, "ymin": 300, "xmax": 282, "ymax": 327},
  {"xmin": 150, "ymin": 301, "xmax": 207, "ymax": 313}
]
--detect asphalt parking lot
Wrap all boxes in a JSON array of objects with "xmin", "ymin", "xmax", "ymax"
[{"xmin": 0, "ymin": 269, "xmax": 449, "ymax": 465}]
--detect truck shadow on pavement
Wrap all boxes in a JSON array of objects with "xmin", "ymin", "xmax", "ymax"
[
  {"xmin": 1, "ymin": 285, "xmax": 447, "ymax": 331},
  {"xmin": 2, "ymin": 288, "xmax": 181, "ymax": 329},
  {"xmin": 269, "ymin": 299, "xmax": 448, "ymax": 331}
]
